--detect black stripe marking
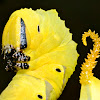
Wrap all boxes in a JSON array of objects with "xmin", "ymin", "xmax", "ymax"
[{"xmin": 20, "ymin": 18, "xmax": 27, "ymax": 49}]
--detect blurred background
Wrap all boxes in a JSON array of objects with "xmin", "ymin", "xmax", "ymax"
[{"xmin": 0, "ymin": 0, "xmax": 100, "ymax": 100}]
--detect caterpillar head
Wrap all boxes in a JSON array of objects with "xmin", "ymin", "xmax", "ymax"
[
  {"xmin": 2, "ymin": 8, "xmax": 69, "ymax": 71},
  {"xmin": 2, "ymin": 8, "xmax": 78, "ymax": 73},
  {"xmin": 2, "ymin": 8, "xmax": 41, "ymax": 51},
  {"xmin": 2, "ymin": 8, "xmax": 41, "ymax": 71}
]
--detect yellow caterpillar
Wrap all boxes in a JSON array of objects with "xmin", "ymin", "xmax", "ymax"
[
  {"xmin": 79, "ymin": 29, "xmax": 100, "ymax": 100},
  {"xmin": 0, "ymin": 8, "xmax": 79, "ymax": 100}
]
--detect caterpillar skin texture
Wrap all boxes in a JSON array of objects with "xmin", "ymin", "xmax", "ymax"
[
  {"xmin": 1, "ymin": 8, "xmax": 79, "ymax": 100},
  {"xmin": 79, "ymin": 30, "xmax": 100, "ymax": 100}
]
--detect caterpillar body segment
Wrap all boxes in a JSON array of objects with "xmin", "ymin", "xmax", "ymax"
[{"xmin": 1, "ymin": 8, "xmax": 79, "ymax": 100}]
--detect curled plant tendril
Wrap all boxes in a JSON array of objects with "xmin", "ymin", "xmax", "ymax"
[{"xmin": 80, "ymin": 29, "xmax": 100, "ymax": 85}]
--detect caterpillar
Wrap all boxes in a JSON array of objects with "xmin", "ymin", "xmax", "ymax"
[
  {"xmin": 79, "ymin": 29, "xmax": 100, "ymax": 100},
  {"xmin": 0, "ymin": 8, "xmax": 79, "ymax": 100}
]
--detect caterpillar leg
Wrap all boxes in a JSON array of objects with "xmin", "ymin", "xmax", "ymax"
[
  {"xmin": 79, "ymin": 29, "xmax": 100, "ymax": 100},
  {"xmin": 12, "ymin": 51, "xmax": 30, "ymax": 62},
  {"xmin": 5, "ymin": 61, "xmax": 29, "ymax": 71},
  {"xmin": 2, "ymin": 45, "xmax": 16, "ymax": 59},
  {"xmin": 2, "ymin": 45, "xmax": 30, "ymax": 71}
]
